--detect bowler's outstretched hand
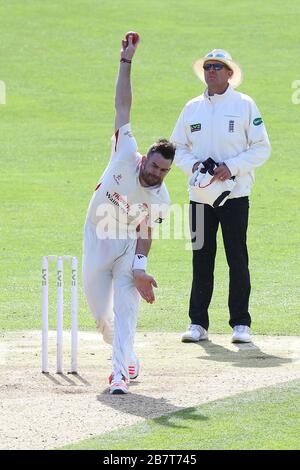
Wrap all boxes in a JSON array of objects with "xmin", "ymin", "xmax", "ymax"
[
  {"xmin": 133, "ymin": 270, "xmax": 157, "ymax": 304},
  {"xmin": 120, "ymin": 32, "xmax": 140, "ymax": 62}
]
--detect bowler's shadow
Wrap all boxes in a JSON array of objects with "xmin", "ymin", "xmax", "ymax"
[
  {"xmin": 195, "ymin": 340, "xmax": 293, "ymax": 368},
  {"xmin": 97, "ymin": 391, "xmax": 207, "ymax": 429}
]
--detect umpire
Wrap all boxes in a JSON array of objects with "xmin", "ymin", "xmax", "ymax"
[{"xmin": 171, "ymin": 49, "xmax": 271, "ymax": 343}]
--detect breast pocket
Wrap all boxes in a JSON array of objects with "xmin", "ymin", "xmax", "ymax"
[{"xmin": 222, "ymin": 116, "xmax": 248, "ymax": 151}]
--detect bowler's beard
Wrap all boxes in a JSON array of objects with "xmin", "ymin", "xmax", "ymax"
[{"xmin": 139, "ymin": 167, "xmax": 161, "ymax": 187}]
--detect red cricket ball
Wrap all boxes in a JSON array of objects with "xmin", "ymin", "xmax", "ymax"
[{"xmin": 125, "ymin": 31, "xmax": 140, "ymax": 45}]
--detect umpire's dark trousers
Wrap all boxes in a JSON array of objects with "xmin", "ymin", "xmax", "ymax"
[{"xmin": 189, "ymin": 197, "xmax": 251, "ymax": 330}]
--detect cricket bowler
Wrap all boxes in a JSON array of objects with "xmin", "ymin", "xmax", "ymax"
[{"xmin": 83, "ymin": 33, "xmax": 175, "ymax": 394}]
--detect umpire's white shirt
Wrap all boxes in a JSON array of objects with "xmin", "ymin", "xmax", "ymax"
[{"xmin": 171, "ymin": 85, "xmax": 271, "ymax": 202}]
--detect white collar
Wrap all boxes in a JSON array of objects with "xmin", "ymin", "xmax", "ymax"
[{"xmin": 204, "ymin": 84, "xmax": 234, "ymax": 102}]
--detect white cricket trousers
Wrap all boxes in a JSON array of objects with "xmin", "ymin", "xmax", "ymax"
[{"xmin": 82, "ymin": 221, "xmax": 140, "ymax": 379}]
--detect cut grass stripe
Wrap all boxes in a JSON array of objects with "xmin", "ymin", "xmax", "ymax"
[{"xmin": 61, "ymin": 379, "xmax": 300, "ymax": 450}]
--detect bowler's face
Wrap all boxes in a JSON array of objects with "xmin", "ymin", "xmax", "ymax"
[
  {"xmin": 204, "ymin": 60, "xmax": 233, "ymax": 89},
  {"xmin": 140, "ymin": 152, "xmax": 171, "ymax": 187}
]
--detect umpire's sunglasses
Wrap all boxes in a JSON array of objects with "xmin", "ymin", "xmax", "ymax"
[{"xmin": 203, "ymin": 63, "xmax": 227, "ymax": 71}]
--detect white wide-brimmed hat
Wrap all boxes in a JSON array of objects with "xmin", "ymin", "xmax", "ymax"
[{"xmin": 193, "ymin": 49, "xmax": 243, "ymax": 88}]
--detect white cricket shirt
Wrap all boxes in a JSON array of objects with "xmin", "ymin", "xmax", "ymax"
[{"xmin": 86, "ymin": 123, "xmax": 170, "ymax": 237}]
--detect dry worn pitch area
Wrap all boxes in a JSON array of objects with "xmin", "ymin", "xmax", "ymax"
[{"xmin": 1, "ymin": 331, "xmax": 300, "ymax": 449}]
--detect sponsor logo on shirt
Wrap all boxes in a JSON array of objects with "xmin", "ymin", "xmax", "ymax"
[
  {"xmin": 190, "ymin": 123, "xmax": 201, "ymax": 133},
  {"xmin": 105, "ymin": 193, "xmax": 149, "ymax": 219},
  {"xmin": 228, "ymin": 120, "xmax": 235, "ymax": 133},
  {"xmin": 106, "ymin": 191, "xmax": 130, "ymax": 214},
  {"xmin": 253, "ymin": 117, "xmax": 263, "ymax": 126},
  {"xmin": 154, "ymin": 217, "xmax": 163, "ymax": 224}
]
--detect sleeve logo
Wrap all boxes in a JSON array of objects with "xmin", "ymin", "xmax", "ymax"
[
  {"xmin": 253, "ymin": 117, "xmax": 263, "ymax": 126},
  {"xmin": 190, "ymin": 123, "xmax": 201, "ymax": 133}
]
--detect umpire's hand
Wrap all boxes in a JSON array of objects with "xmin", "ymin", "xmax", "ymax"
[
  {"xmin": 133, "ymin": 270, "xmax": 157, "ymax": 304},
  {"xmin": 211, "ymin": 163, "xmax": 232, "ymax": 182}
]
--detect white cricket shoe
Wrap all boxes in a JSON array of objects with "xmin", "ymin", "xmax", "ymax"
[
  {"xmin": 231, "ymin": 325, "xmax": 251, "ymax": 343},
  {"xmin": 128, "ymin": 354, "xmax": 140, "ymax": 380},
  {"xmin": 109, "ymin": 373, "xmax": 129, "ymax": 395},
  {"xmin": 181, "ymin": 324, "xmax": 208, "ymax": 343}
]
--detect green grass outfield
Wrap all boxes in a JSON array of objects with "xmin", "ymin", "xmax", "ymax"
[
  {"xmin": 62, "ymin": 379, "xmax": 300, "ymax": 450},
  {"xmin": 0, "ymin": 0, "xmax": 300, "ymax": 452},
  {"xmin": 0, "ymin": 0, "xmax": 299, "ymax": 334}
]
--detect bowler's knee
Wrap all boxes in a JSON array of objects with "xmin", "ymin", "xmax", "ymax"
[{"xmin": 96, "ymin": 318, "xmax": 114, "ymax": 345}]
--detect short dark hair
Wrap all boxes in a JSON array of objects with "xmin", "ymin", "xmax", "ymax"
[{"xmin": 147, "ymin": 139, "xmax": 176, "ymax": 162}]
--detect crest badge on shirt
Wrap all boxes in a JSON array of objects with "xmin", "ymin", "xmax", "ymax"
[
  {"xmin": 124, "ymin": 130, "xmax": 133, "ymax": 138},
  {"xmin": 228, "ymin": 120, "xmax": 235, "ymax": 133},
  {"xmin": 113, "ymin": 174, "xmax": 123, "ymax": 185},
  {"xmin": 190, "ymin": 123, "xmax": 201, "ymax": 133}
]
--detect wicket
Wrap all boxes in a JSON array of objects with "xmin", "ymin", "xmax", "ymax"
[{"xmin": 42, "ymin": 255, "xmax": 78, "ymax": 374}]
